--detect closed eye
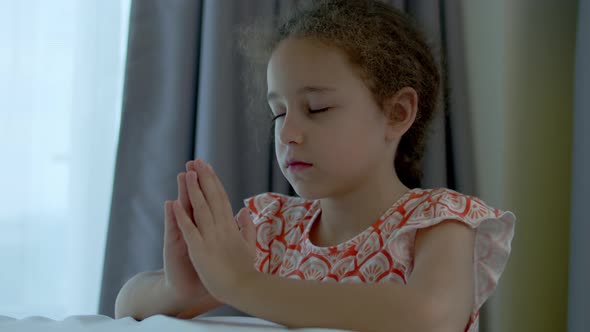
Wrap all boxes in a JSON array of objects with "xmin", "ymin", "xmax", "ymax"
[
  {"xmin": 309, "ymin": 107, "xmax": 330, "ymax": 114},
  {"xmin": 271, "ymin": 107, "xmax": 330, "ymax": 122}
]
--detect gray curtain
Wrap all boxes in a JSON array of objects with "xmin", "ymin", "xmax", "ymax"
[
  {"xmin": 98, "ymin": 0, "xmax": 289, "ymax": 318},
  {"xmin": 390, "ymin": 0, "xmax": 476, "ymax": 196},
  {"xmin": 99, "ymin": 0, "xmax": 476, "ymax": 321},
  {"xmin": 568, "ymin": 1, "xmax": 589, "ymax": 331}
]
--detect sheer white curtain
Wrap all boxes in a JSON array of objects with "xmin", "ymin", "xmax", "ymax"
[{"xmin": 0, "ymin": 0, "xmax": 131, "ymax": 319}]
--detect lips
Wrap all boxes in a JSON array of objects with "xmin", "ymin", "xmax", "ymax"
[{"xmin": 286, "ymin": 159, "xmax": 313, "ymax": 168}]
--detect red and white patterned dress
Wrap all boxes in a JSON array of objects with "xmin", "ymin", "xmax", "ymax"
[{"xmin": 243, "ymin": 187, "xmax": 516, "ymax": 332}]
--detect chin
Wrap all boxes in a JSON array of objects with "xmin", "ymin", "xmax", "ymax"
[{"xmin": 290, "ymin": 183, "xmax": 329, "ymax": 200}]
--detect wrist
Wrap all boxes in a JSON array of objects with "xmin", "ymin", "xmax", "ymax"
[
  {"xmin": 223, "ymin": 270, "xmax": 266, "ymax": 307},
  {"xmin": 159, "ymin": 275, "xmax": 199, "ymax": 313}
]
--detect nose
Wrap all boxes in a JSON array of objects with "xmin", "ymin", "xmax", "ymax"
[{"xmin": 277, "ymin": 111, "xmax": 304, "ymax": 145}]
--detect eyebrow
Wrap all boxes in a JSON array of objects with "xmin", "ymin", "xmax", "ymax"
[{"xmin": 266, "ymin": 86, "xmax": 337, "ymax": 102}]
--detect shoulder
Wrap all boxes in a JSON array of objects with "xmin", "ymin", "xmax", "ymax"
[
  {"xmin": 398, "ymin": 188, "xmax": 516, "ymax": 264},
  {"xmin": 388, "ymin": 188, "xmax": 516, "ymax": 317},
  {"xmin": 407, "ymin": 188, "xmax": 482, "ymax": 264},
  {"xmin": 405, "ymin": 188, "xmax": 514, "ymax": 227}
]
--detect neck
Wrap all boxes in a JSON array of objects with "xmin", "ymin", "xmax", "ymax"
[{"xmin": 312, "ymin": 169, "xmax": 410, "ymax": 247}]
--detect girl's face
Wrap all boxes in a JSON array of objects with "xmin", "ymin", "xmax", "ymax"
[{"xmin": 266, "ymin": 37, "xmax": 397, "ymax": 200}]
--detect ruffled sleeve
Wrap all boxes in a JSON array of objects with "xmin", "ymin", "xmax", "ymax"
[{"xmin": 386, "ymin": 188, "xmax": 516, "ymax": 314}]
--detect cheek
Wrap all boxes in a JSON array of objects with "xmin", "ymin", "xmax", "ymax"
[
  {"xmin": 274, "ymin": 135, "xmax": 283, "ymax": 158},
  {"xmin": 323, "ymin": 119, "xmax": 385, "ymax": 164},
  {"xmin": 320, "ymin": 131, "xmax": 377, "ymax": 170}
]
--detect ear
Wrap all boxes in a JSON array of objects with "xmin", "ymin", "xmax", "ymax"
[{"xmin": 383, "ymin": 87, "xmax": 418, "ymax": 141}]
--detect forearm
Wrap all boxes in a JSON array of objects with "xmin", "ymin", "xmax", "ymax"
[
  {"xmin": 228, "ymin": 273, "xmax": 440, "ymax": 332},
  {"xmin": 115, "ymin": 270, "xmax": 192, "ymax": 320}
]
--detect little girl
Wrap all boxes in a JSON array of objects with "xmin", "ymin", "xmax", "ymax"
[{"xmin": 115, "ymin": 1, "xmax": 516, "ymax": 332}]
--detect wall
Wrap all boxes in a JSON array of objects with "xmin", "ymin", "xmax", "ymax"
[{"xmin": 463, "ymin": 0, "xmax": 577, "ymax": 330}]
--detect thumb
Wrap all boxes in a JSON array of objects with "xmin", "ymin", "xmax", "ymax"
[{"xmin": 235, "ymin": 208, "xmax": 256, "ymax": 255}]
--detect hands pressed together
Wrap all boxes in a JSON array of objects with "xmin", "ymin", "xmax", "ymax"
[{"xmin": 162, "ymin": 159, "xmax": 259, "ymax": 318}]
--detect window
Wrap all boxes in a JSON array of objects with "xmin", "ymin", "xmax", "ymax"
[{"xmin": 0, "ymin": 0, "xmax": 131, "ymax": 319}]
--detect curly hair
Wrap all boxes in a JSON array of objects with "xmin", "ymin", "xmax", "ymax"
[{"xmin": 238, "ymin": 0, "xmax": 441, "ymax": 189}]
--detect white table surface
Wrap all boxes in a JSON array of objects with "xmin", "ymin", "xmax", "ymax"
[{"xmin": 0, "ymin": 314, "xmax": 353, "ymax": 332}]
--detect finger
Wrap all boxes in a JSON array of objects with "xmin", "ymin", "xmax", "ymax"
[
  {"xmin": 186, "ymin": 160, "xmax": 194, "ymax": 172},
  {"xmin": 239, "ymin": 208, "xmax": 256, "ymax": 240},
  {"xmin": 187, "ymin": 160, "xmax": 198, "ymax": 172},
  {"xmin": 164, "ymin": 200, "xmax": 189, "ymax": 261},
  {"xmin": 209, "ymin": 166, "xmax": 235, "ymax": 223},
  {"xmin": 165, "ymin": 200, "xmax": 187, "ymax": 239},
  {"xmin": 184, "ymin": 160, "xmax": 199, "ymax": 220},
  {"xmin": 236, "ymin": 208, "xmax": 256, "ymax": 256},
  {"xmin": 164, "ymin": 201, "xmax": 179, "ymax": 243},
  {"xmin": 184, "ymin": 171, "xmax": 215, "ymax": 234},
  {"xmin": 235, "ymin": 208, "xmax": 250, "ymax": 230},
  {"xmin": 194, "ymin": 160, "xmax": 234, "ymax": 223},
  {"xmin": 173, "ymin": 200, "xmax": 203, "ymax": 247},
  {"xmin": 177, "ymin": 172, "xmax": 193, "ymax": 218}
]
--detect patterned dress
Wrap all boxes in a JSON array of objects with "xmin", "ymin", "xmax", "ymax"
[{"xmin": 244, "ymin": 188, "xmax": 516, "ymax": 332}]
